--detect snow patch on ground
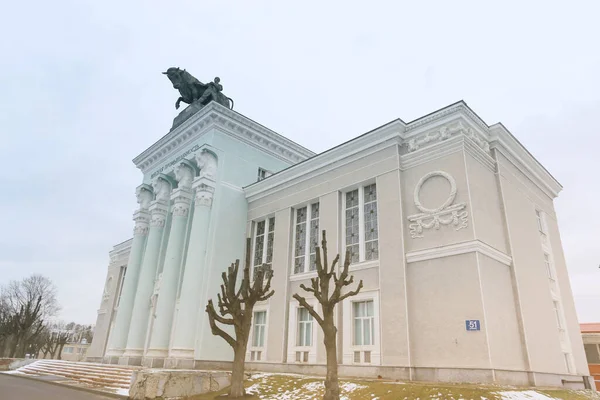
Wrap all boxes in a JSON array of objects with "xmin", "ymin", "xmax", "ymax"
[{"xmin": 496, "ymin": 391, "xmax": 558, "ymax": 400}]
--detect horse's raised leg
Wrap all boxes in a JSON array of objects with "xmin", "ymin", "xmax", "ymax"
[{"xmin": 175, "ymin": 97, "xmax": 183, "ymax": 109}]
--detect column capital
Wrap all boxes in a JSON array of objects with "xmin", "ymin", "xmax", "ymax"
[
  {"xmin": 132, "ymin": 209, "xmax": 150, "ymax": 236},
  {"xmin": 135, "ymin": 184, "xmax": 154, "ymax": 210},
  {"xmin": 149, "ymin": 200, "xmax": 169, "ymax": 228},
  {"xmin": 192, "ymin": 177, "xmax": 216, "ymax": 208},
  {"xmin": 171, "ymin": 187, "xmax": 194, "ymax": 217}
]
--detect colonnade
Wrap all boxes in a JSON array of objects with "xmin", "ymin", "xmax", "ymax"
[{"xmin": 106, "ymin": 149, "xmax": 217, "ymax": 364}]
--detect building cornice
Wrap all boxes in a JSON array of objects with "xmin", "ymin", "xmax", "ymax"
[
  {"xmin": 133, "ymin": 102, "xmax": 315, "ymax": 174},
  {"xmin": 244, "ymin": 121, "xmax": 404, "ymax": 201},
  {"xmin": 405, "ymin": 240, "xmax": 512, "ymax": 266},
  {"xmin": 245, "ymin": 101, "xmax": 562, "ymax": 202}
]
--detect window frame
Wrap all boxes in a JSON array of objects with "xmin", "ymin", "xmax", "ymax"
[
  {"xmin": 352, "ymin": 300, "xmax": 375, "ymax": 347},
  {"xmin": 535, "ymin": 209, "xmax": 546, "ymax": 234},
  {"xmin": 292, "ymin": 202, "xmax": 320, "ymax": 275},
  {"xmin": 296, "ymin": 307, "xmax": 314, "ymax": 347},
  {"xmin": 544, "ymin": 253, "xmax": 555, "ymax": 280},
  {"xmin": 287, "ymin": 299, "xmax": 318, "ymax": 364},
  {"xmin": 342, "ymin": 183, "xmax": 380, "ymax": 265},
  {"xmin": 247, "ymin": 305, "xmax": 269, "ymax": 362},
  {"xmin": 342, "ymin": 290, "xmax": 381, "ymax": 365},
  {"xmin": 251, "ymin": 217, "xmax": 276, "ymax": 278}
]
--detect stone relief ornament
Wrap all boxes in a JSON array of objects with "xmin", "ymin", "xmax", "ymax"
[
  {"xmin": 135, "ymin": 185, "xmax": 154, "ymax": 210},
  {"xmin": 195, "ymin": 149, "xmax": 218, "ymax": 180},
  {"xmin": 407, "ymin": 171, "xmax": 469, "ymax": 238},
  {"xmin": 175, "ymin": 163, "xmax": 194, "ymax": 189},
  {"xmin": 195, "ymin": 183, "xmax": 215, "ymax": 207},
  {"xmin": 152, "ymin": 177, "xmax": 172, "ymax": 202},
  {"xmin": 406, "ymin": 121, "xmax": 490, "ymax": 154}
]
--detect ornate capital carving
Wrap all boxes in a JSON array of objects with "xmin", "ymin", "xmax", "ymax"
[
  {"xmin": 175, "ymin": 162, "xmax": 194, "ymax": 190},
  {"xmin": 136, "ymin": 184, "xmax": 154, "ymax": 210},
  {"xmin": 152, "ymin": 176, "xmax": 172, "ymax": 202},
  {"xmin": 195, "ymin": 149, "xmax": 218, "ymax": 181},
  {"xmin": 407, "ymin": 171, "xmax": 469, "ymax": 238},
  {"xmin": 171, "ymin": 187, "xmax": 193, "ymax": 218},
  {"xmin": 132, "ymin": 210, "xmax": 150, "ymax": 236},
  {"xmin": 195, "ymin": 184, "xmax": 215, "ymax": 207},
  {"xmin": 149, "ymin": 200, "xmax": 169, "ymax": 228}
]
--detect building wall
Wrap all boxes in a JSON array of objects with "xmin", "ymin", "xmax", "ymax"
[
  {"xmin": 87, "ymin": 241, "xmax": 131, "ymax": 360},
  {"xmin": 94, "ymin": 102, "xmax": 587, "ymax": 387}
]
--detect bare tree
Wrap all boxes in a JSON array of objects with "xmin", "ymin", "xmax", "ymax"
[
  {"xmin": 0, "ymin": 275, "xmax": 59, "ymax": 357},
  {"xmin": 206, "ymin": 238, "xmax": 274, "ymax": 398},
  {"xmin": 293, "ymin": 231, "xmax": 363, "ymax": 400}
]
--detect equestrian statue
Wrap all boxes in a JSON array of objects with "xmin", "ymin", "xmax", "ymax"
[{"xmin": 162, "ymin": 67, "xmax": 234, "ymax": 110}]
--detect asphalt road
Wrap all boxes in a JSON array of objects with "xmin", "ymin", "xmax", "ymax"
[{"xmin": 0, "ymin": 374, "xmax": 120, "ymax": 400}]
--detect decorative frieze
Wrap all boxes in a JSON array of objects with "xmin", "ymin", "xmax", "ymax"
[
  {"xmin": 407, "ymin": 171, "xmax": 469, "ymax": 238},
  {"xmin": 406, "ymin": 121, "xmax": 490, "ymax": 154}
]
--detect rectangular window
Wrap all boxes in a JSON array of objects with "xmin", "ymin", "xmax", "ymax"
[
  {"xmin": 345, "ymin": 184, "xmax": 379, "ymax": 263},
  {"xmin": 293, "ymin": 202, "xmax": 320, "ymax": 274},
  {"xmin": 257, "ymin": 168, "xmax": 272, "ymax": 182},
  {"xmin": 584, "ymin": 344, "xmax": 600, "ymax": 364},
  {"xmin": 364, "ymin": 351, "xmax": 371, "ymax": 363},
  {"xmin": 354, "ymin": 351, "xmax": 361, "ymax": 363},
  {"xmin": 63, "ymin": 347, "xmax": 73, "ymax": 354},
  {"xmin": 553, "ymin": 301, "xmax": 563, "ymax": 329},
  {"xmin": 250, "ymin": 351, "xmax": 262, "ymax": 361},
  {"xmin": 252, "ymin": 217, "xmax": 275, "ymax": 275},
  {"xmin": 536, "ymin": 209, "xmax": 545, "ymax": 233},
  {"xmin": 544, "ymin": 254, "xmax": 554, "ymax": 280},
  {"xmin": 353, "ymin": 300, "xmax": 375, "ymax": 346},
  {"xmin": 252, "ymin": 311, "xmax": 266, "ymax": 347},
  {"xmin": 296, "ymin": 307, "xmax": 313, "ymax": 347}
]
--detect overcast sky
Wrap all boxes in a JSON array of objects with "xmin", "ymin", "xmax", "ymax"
[{"xmin": 0, "ymin": 1, "xmax": 598, "ymax": 325}]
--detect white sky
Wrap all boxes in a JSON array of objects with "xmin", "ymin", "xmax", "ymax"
[{"xmin": 0, "ymin": 1, "xmax": 598, "ymax": 325}]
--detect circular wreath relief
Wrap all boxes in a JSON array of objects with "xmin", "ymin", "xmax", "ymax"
[
  {"xmin": 407, "ymin": 170, "xmax": 468, "ymax": 239},
  {"xmin": 413, "ymin": 171, "xmax": 457, "ymax": 214}
]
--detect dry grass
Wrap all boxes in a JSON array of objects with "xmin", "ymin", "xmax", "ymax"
[{"xmin": 188, "ymin": 373, "xmax": 600, "ymax": 400}]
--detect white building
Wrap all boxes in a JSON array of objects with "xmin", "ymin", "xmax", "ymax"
[{"xmin": 87, "ymin": 100, "xmax": 591, "ymax": 388}]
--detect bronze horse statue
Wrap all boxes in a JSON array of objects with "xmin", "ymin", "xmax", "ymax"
[{"xmin": 163, "ymin": 67, "xmax": 233, "ymax": 110}]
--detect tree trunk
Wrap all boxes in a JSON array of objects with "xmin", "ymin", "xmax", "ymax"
[
  {"xmin": 322, "ymin": 316, "xmax": 340, "ymax": 400},
  {"xmin": 229, "ymin": 343, "xmax": 248, "ymax": 398}
]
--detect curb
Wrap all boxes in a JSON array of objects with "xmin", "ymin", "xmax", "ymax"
[{"xmin": 1, "ymin": 372, "xmax": 129, "ymax": 399}]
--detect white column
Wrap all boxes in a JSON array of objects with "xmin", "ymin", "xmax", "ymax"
[
  {"xmin": 147, "ymin": 164, "xmax": 194, "ymax": 358},
  {"xmin": 123, "ymin": 198, "xmax": 169, "ymax": 357},
  {"xmin": 169, "ymin": 177, "xmax": 216, "ymax": 359},
  {"xmin": 106, "ymin": 185, "xmax": 152, "ymax": 357}
]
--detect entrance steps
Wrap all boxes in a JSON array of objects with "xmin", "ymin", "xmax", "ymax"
[{"xmin": 6, "ymin": 359, "xmax": 138, "ymax": 391}]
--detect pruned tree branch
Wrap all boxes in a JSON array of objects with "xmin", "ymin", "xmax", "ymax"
[{"xmin": 205, "ymin": 237, "xmax": 276, "ymax": 398}]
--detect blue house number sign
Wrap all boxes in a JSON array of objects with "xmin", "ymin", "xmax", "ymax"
[{"xmin": 465, "ymin": 320, "xmax": 480, "ymax": 331}]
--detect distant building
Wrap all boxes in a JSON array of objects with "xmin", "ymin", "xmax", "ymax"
[
  {"xmin": 581, "ymin": 323, "xmax": 600, "ymax": 389},
  {"xmin": 87, "ymin": 100, "xmax": 590, "ymax": 388}
]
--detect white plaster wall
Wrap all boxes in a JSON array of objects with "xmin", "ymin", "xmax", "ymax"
[
  {"xmin": 247, "ymin": 143, "xmax": 398, "ymax": 220},
  {"xmin": 407, "ymin": 253, "xmax": 490, "ymax": 368},
  {"xmin": 375, "ymin": 170, "xmax": 410, "ymax": 366},
  {"xmin": 464, "ymin": 151, "xmax": 507, "ymax": 253},
  {"xmin": 478, "ymin": 254, "xmax": 527, "ymax": 370},
  {"xmin": 496, "ymin": 153, "xmax": 566, "ymax": 374},
  {"xmin": 546, "ymin": 212, "xmax": 589, "ymax": 375}
]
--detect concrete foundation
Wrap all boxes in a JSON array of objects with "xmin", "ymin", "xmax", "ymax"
[{"xmin": 129, "ymin": 369, "xmax": 231, "ymax": 399}]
